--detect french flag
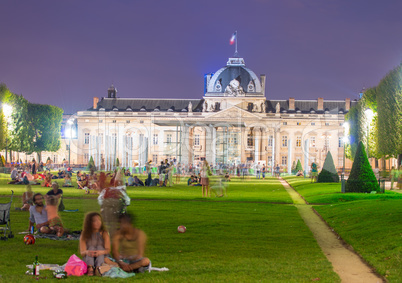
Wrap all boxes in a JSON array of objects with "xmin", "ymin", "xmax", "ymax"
[{"xmin": 230, "ymin": 32, "xmax": 236, "ymax": 45}]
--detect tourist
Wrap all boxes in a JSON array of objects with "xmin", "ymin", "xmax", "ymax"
[
  {"xmin": 112, "ymin": 213, "xmax": 150, "ymax": 273},
  {"xmin": 311, "ymin": 162, "xmax": 318, "ymax": 183},
  {"xmin": 19, "ymin": 185, "xmax": 34, "ymax": 211},
  {"xmin": 29, "ymin": 193, "xmax": 51, "ymax": 234},
  {"xmin": 45, "ymin": 195, "xmax": 64, "ymax": 237},
  {"xmin": 127, "ymin": 174, "xmax": 135, "ymax": 186},
  {"xmin": 256, "ymin": 162, "xmax": 261, "ymax": 179},
  {"xmin": 262, "ymin": 164, "xmax": 266, "ymax": 179},
  {"xmin": 145, "ymin": 160, "xmax": 152, "ymax": 186},
  {"xmin": 41, "ymin": 173, "xmax": 52, "ymax": 187},
  {"xmin": 275, "ymin": 164, "xmax": 280, "ymax": 177},
  {"xmin": 200, "ymin": 160, "xmax": 211, "ymax": 197},
  {"xmin": 134, "ymin": 176, "xmax": 144, "ymax": 187},
  {"xmin": 80, "ymin": 212, "xmax": 111, "ymax": 276},
  {"xmin": 224, "ymin": 172, "xmax": 231, "ymax": 182},
  {"xmin": 63, "ymin": 173, "xmax": 74, "ymax": 187},
  {"xmin": 10, "ymin": 167, "xmax": 18, "ymax": 181}
]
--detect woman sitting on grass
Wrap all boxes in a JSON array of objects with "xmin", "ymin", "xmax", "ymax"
[
  {"xmin": 41, "ymin": 173, "xmax": 52, "ymax": 187},
  {"xmin": 63, "ymin": 173, "xmax": 74, "ymax": 187},
  {"xmin": 80, "ymin": 212, "xmax": 111, "ymax": 276}
]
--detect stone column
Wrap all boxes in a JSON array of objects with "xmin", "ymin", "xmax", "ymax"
[{"xmin": 180, "ymin": 125, "xmax": 190, "ymax": 165}]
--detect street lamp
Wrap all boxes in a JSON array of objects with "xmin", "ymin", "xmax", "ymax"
[
  {"xmin": 66, "ymin": 119, "xmax": 75, "ymax": 167},
  {"xmin": 341, "ymin": 122, "xmax": 350, "ymax": 193}
]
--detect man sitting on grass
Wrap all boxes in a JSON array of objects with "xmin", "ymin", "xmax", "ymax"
[
  {"xmin": 29, "ymin": 193, "xmax": 51, "ymax": 234},
  {"xmin": 112, "ymin": 213, "xmax": 150, "ymax": 273}
]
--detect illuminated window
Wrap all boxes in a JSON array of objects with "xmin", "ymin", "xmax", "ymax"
[
  {"xmin": 296, "ymin": 136, "xmax": 302, "ymax": 147},
  {"xmin": 297, "ymin": 122, "xmax": 301, "ymax": 126},
  {"xmin": 247, "ymin": 132, "xmax": 254, "ymax": 147},
  {"xmin": 282, "ymin": 136, "xmax": 288, "ymax": 147}
]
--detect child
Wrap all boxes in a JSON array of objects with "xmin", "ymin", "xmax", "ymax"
[
  {"xmin": 80, "ymin": 212, "xmax": 111, "ymax": 276},
  {"xmin": 45, "ymin": 195, "xmax": 64, "ymax": 237}
]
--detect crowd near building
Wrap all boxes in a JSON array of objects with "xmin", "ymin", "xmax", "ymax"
[{"xmin": 3, "ymin": 55, "xmax": 398, "ymax": 174}]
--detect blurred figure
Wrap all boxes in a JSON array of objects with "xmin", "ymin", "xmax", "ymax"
[{"xmin": 20, "ymin": 185, "xmax": 34, "ymax": 211}]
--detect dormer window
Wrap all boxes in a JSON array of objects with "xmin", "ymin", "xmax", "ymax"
[
  {"xmin": 154, "ymin": 106, "xmax": 160, "ymax": 112},
  {"xmin": 247, "ymin": 81, "xmax": 255, "ymax": 92},
  {"xmin": 112, "ymin": 106, "xmax": 118, "ymax": 111},
  {"xmin": 181, "ymin": 108, "xmax": 187, "ymax": 112},
  {"xmin": 310, "ymin": 108, "xmax": 316, "ymax": 114},
  {"xmin": 215, "ymin": 81, "xmax": 222, "ymax": 92},
  {"xmin": 140, "ymin": 106, "xmax": 146, "ymax": 112},
  {"xmin": 324, "ymin": 108, "xmax": 330, "ymax": 114},
  {"xmin": 126, "ymin": 106, "xmax": 133, "ymax": 111}
]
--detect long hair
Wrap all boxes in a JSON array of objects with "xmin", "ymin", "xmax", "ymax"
[{"xmin": 81, "ymin": 212, "xmax": 107, "ymax": 242}]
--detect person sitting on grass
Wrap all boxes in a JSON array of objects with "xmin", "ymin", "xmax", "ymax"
[
  {"xmin": 311, "ymin": 162, "xmax": 318, "ymax": 183},
  {"xmin": 224, "ymin": 172, "xmax": 231, "ymax": 182},
  {"xmin": 42, "ymin": 173, "xmax": 52, "ymax": 187},
  {"xmin": 29, "ymin": 193, "xmax": 51, "ymax": 234},
  {"xmin": 112, "ymin": 213, "xmax": 151, "ymax": 273},
  {"xmin": 80, "ymin": 212, "xmax": 111, "ymax": 276},
  {"xmin": 20, "ymin": 185, "xmax": 34, "ymax": 211},
  {"xmin": 45, "ymin": 195, "xmax": 64, "ymax": 237},
  {"xmin": 127, "ymin": 174, "xmax": 135, "ymax": 186},
  {"xmin": 133, "ymin": 176, "xmax": 144, "ymax": 187},
  {"xmin": 63, "ymin": 173, "xmax": 74, "ymax": 187},
  {"xmin": 296, "ymin": 170, "xmax": 304, "ymax": 177}
]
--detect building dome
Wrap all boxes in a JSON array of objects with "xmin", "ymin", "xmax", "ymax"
[{"xmin": 205, "ymin": 57, "xmax": 264, "ymax": 96}]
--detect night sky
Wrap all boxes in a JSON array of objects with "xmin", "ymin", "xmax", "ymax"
[{"xmin": 1, "ymin": 0, "xmax": 402, "ymax": 114}]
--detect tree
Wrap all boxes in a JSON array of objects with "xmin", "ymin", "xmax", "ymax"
[
  {"xmin": 318, "ymin": 151, "xmax": 339, "ymax": 183},
  {"xmin": 87, "ymin": 156, "xmax": 96, "ymax": 172},
  {"xmin": 345, "ymin": 142, "xmax": 379, "ymax": 193},
  {"xmin": 295, "ymin": 159, "xmax": 303, "ymax": 172},
  {"xmin": 291, "ymin": 161, "xmax": 296, "ymax": 174},
  {"xmin": 28, "ymin": 103, "xmax": 63, "ymax": 161},
  {"xmin": 115, "ymin": 158, "xmax": 120, "ymax": 168},
  {"xmin": 376, "ymin": 63, "xmax": 402, "ymax": 162}
]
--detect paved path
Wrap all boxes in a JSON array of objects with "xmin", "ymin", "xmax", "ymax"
[{"xmin": 279, "ymin": 178, "xmax": 384, "ymax": 283}]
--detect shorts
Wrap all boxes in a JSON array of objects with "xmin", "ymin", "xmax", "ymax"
[
  {"xmin": 49, "ymin": 216, "xmax": 63, "ymax": 228},
  {"xmin": 200, "ymin": 177, "xmax": 209, "ymax": 186}
]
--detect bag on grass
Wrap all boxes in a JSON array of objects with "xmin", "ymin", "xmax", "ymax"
[
  {"xmin": 64, "ymin": 254, "xmax": 87, "ymax": 276},
  {"xmin": 58, "ymin": 197, "xmax": 65, "ymax": 212}
]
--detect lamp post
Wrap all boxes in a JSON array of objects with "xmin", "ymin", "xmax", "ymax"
[
  {"xmin": 341, "ymin": 122, "xmax": 349, "ymax": 193},
  {"xmin": 66, "ymin": 119, "xmax": 74, "ymax": 168}
]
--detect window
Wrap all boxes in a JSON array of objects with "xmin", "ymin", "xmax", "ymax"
[
  {"xmin": 53, "ymin": 155, "xmax": 58, "ymax": 164},
  {"xmin": 268, "ymin": 156, "xmax": 272, "ymax": 166},
  {"xmin": 324, "ymin": 137, "xmax": 330, "ymax": 149},
  {"xmin": 296, "ymin": 136, "xmax": 302, "ymax": 147},
  {"xmin": 167, "ymin": 134, "xmax": 172, "ymax": 144},
  {"xmin": 247, "ymin": 133, "xmax": 254, "ymax": 147},
  {"xmin": 281, "ymin": 156, "xmax": 287, "ymax": 166},
  {"xmin": 268, "ymin": 135, "xmax": 273, "ymax": 147},
  {"xmin": 310, "ymin": 136, "xmax": 316, "ymax": 147},
  {"xmin": 99, "ymin": 120, "xmax": 103, "ymax": 123},
  {"xmin": 311, "ymin": 122, "xmax": 315, "ymax": 126},
  {"xmin": 112, "ymin": 120, "xmax": 116, "ymax": 123},
  {"xmin": 325, "ymin": 122, "xmax": 330, "ymax": 126},
  {"xmin": 282, "ymin": 136, "xmax": 288, "ymax": 147},
  {"xmin": 152, "ymin": 154, "xmax": 158, "ymax": 164},
  {"xmin": 297, "ymin": 122, "xmax": 301, "ymax": 126},
  {"xmin": 339, "ymin": 137, "xmax": 344, "ymax": 148},
  {"xmin": 194, "ymin": 155, "xmax": 200, "ymax": 160},
  {"xmin": 84, "ymin": 133, "xmax": 90, "ymax": 144},
  {"xmin": 283, "ymin": 122, "xmax": 287, "ymax": 125},
  {"xmin": 84, "ymin": 153, "xmax": 89, "ymax": 163},
  {"xmin": 194, "ymin": 134, "xmax": 200, "ymax": 146},
  {"xmin": 153, "ymin": 134, "xmax": 158, "ymax": 145},
  {"xmin": 126, "ymin": 120, "xmax": 130, "ymax": 123}
]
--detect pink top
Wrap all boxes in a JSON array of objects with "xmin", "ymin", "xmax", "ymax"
[{"xmin": 46, "ymin": 205, "xmax": 58, "ymax": 220}]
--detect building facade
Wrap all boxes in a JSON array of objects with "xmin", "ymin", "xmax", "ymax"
[{"xmin": 57, "ymin": 56, "xmax": 355, "ymax": 173}]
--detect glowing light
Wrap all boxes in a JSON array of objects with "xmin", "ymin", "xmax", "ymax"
[
  {"xmin": 2, "ymin": 104, "xmax": 13, "ymax": 118},
  {"xmin": 365, "ymin": 108, "xmax": 374, "ymax": 124}
]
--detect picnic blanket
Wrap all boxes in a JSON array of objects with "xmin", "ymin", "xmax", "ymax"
[{"xmin": 34, "ymin": 231, "xmax": 81, "ymax": 241}]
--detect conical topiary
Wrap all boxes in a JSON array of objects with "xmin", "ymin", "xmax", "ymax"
[
  {"xmin": 345, "ymin": 141, "xmax": 379, "ymax": 192},
  {"xmin": 115, "ymin": 158, "xmax": 120, "ymax": 167},
  {"xmin": 87, "ymin": 156, "xmax": 96, "ymax": 171},
  {"xmin": 317, "ymin": 151, "xmax": 339, "ymax": 182},
  {"xmin": 0, "ymin": 154, "xmax": 4, "ymax": 167},
  {"xmin": 295, "ymin": 159, "xmax": 303, "ymax": 172},
  {"xmin": 291, "ymin": 161, "xmax": 296, "ymax": 174}
]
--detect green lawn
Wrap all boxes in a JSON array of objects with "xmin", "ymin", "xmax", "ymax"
[
  {"xmin": 0, "ymin": 175, "xmax": 339, "ymax": 282},
  {"xmin": 285, "ymin": 176, "xmax": 402, "ymax": 282}
]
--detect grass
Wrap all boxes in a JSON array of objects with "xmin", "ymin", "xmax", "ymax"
[
  {"xmin": 0, "ymin": 175, "xmax": 339, "ymax": 282},
  {"xmin": 285, "ymin": 176, "xmax": 402, "ymax": 282}
]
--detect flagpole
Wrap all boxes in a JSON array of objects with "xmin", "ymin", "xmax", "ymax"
[{"xmin": 235, "ymin": 30, "xmax": 238, "ymax": 56}]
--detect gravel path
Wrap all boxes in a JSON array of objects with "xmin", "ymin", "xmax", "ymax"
[{"xmin": 280, "ymin": 178, "xmax": 384, "ymax": 283}]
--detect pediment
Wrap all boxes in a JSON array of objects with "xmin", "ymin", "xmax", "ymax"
[{"xmin": 206, "ymin": 106, "xmax": 262, "ymax": 120}]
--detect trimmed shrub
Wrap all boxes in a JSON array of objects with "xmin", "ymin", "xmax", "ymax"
[
  {"xmin": 295, "ymin": 159, "xmax": 303, "ymax": 172},
  {"xmin": 115, "ymin": 158, "xmax": 120, "ymax": 167},
  {"xmin": 345, "ymin": 141, "xmax": 379, "ymax": 192},
  {"xmin": 0, "ymin": 154, "xmax": 4, "ymax": 167},
  {"xmin": 87, "ymin": 156, "xmax": 96, "ymax": 171},
  {"xmin": 318, "ymin": 151, "xmax": 339, "ymax": 182}
]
